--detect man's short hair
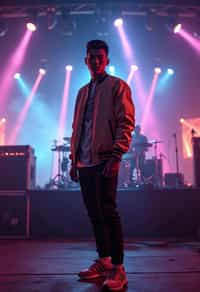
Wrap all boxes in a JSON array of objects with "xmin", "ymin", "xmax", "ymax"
[{"xmin": 86, "ymin": 40, "xmax": 109, "ymax": 55}]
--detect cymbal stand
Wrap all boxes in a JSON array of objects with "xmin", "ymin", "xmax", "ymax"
[
  {"xmin": 153, "ymin": 142, "xmax": 159, "ymax": 187},
  {"xmin": 173, "ymin": 133, "xmax": 180, "ymax": 187},
  {"xmin": 47, "ymin": 150, "xmax": 68, "ymax": 189},
  {"xmin": 49, "ymin": 140, "xmax": 57, "ymax": 183}
]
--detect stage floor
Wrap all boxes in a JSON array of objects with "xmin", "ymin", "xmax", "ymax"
[{"xmin": 1, "ymin": 239, "xmax": 200, "ymax": 291}]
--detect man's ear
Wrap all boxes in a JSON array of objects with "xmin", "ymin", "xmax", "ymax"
[
  {"xmin": 107, "ymin": 58, "xmax": 110, "ymax": 65},
  {"xmin": 85, "ymin": 57, "xmax": 88, "ymax": 65}
]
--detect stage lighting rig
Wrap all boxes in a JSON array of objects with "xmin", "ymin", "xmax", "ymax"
[
  {"xmin": 145, "ymin": 10, "xmax": 154, "ymax": 32},
  {"xmin": 26, "ymin": 9, "xmax": 38, "ymax": 31},
  {"xmin": 60, "ymin": 7, "xmax": 76, "ymax": 37},
  {"xmin": 0, "ymin": 20, "xmax": 8, "ymax": 37},
  {"xmin": 47, "ymin": 6, "xmax": 57, "ymax": 31},
  {"xmin": 166, "ymin": 8, "xmax": 181, "ymax": 33}
]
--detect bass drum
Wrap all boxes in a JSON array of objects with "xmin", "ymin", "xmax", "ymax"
[{"xmin": 118, "ymin": 159, "xmax": 131, "ymax": 188}]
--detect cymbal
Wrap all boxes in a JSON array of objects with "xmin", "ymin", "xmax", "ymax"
[{"xmin": 51, "ymin": 145, "xmax": 70, "ymax": 152}]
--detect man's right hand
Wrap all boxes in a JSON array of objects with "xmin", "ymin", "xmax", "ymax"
[{"xmin": 69, "ymin": 165, "xmax": 79, "ymax": 182}]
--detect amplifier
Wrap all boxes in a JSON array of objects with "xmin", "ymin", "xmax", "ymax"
[
  {"xmin": 164, "ymin": 173, "xmax": 184, "ymax": 188},
  {"xmin": 0, "ymin": 145, "xmax": 36, "ymax": 190},
  {"xmin": 0, "ymin": 191, "xmax": 30, "ymax": 238}
]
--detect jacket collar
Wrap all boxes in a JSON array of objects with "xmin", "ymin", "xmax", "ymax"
[{"xmin": 89, "ymin": 72, "xmax": 109, "ymax": 87}]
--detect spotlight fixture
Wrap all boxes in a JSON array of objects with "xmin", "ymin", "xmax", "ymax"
[
  {"xmin": 14, "ymin": 73, "xmax": 21, "ymax": 79},
  {"xmin": 167, "ymin": 68, "xmax": 174, "ymax": 75},
  {"xmin": 0, "ymin": 118, "xmax": 6, "ymax": 125},
  {"xmin": 114, "ymin": 18, "xmax": 123, "ymax": 27},
  {"xmin": 26, "ymin": 10, "xmax": 38, "ymax": 31},
  {"xmin": 65, "ymin": 65, "xmax": 73, "ymax": 71},
  {"xmin": 39, "ymin": 68, "xmax": 46, "ymax": 75},
  {"xmin": 154, "ymin": 67, "xmax": 162, "ymax": 74},
  {"xmin": 174, "ymin": 23, "xmax": 182, "ymax": 34},
  {"xmin": 131, "ymin": 64, "xmax": 138, "ymax": 71},
  {"xmin": 0, "ymin": 20, "xmax": 8, "ymax": 37},
  {"xmin": 26, "ymin": 22, "xmax": 37, "ymax": 32}
]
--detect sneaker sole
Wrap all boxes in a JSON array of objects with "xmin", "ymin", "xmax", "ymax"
[
  {"xmin": 79, "ymin": 272, "xmax": 106, "ymax": 280},
  {"xmin": 103, "ymin": 280, "xmax": 128, "ymax": 291}
]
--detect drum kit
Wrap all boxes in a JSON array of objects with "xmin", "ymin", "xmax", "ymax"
[
  {"xmin": 46, "ymin": 137, "xmax": 73, "ymax": 189},
  {"xmin": 45, "ymin": 136, "xmax": 164, "ymax": 189},
  {"xmin": 119, "ymin": 140, "xmax": 164, "ymax": 188}
]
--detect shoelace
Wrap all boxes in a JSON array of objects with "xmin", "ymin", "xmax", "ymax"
[
  {"xmin": 107, "ymin": 268, "xmax": 118, "ymax": 280},
  {"xmin": 90, "ymin": 260, "xmax": 107, "ymax": 273}
]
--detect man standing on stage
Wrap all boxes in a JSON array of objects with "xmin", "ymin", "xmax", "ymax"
[{"xmin": 70, "ymin": 39, "xmax": 135, "ymax": 291}]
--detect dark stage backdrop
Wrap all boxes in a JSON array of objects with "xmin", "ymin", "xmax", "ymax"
[{"xmin": 29, "ymin": 189, "xmax": 200, "ymax": 239}]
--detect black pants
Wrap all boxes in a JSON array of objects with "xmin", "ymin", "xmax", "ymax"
[{"xmin": 78, "ymin": 164, "xmax": 124, "ymax": 265}]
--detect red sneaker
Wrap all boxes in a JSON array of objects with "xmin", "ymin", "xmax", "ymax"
[
  {"xmin": 78, "ymin": 258, "xmax": 112, "ymax": 280},
  {"xmin": 103, "ymin": 265, "xmax": 128, "ymax": 291}
]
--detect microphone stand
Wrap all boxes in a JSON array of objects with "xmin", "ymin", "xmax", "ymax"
[{"xmin": 173, "ymin": 133, "xmax": 180, "ymax": 187}]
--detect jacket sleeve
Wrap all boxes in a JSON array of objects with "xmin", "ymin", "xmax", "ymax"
[
  {"xmin": 112, "ymin": 80, "xmax": 135, "ymax": 160},
  {"xmin": 69, "ymin": 90, "xmax": 81, "ymax": 164}
]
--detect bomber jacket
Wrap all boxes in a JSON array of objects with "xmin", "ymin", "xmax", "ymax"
[{"xmin": 70, "ymin": 74, "xmax": 135, "ymax": 166}]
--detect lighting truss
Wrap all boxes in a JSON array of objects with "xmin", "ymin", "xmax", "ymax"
[{"xmin": 0, "ymin": 1, "xmax": 199, "ymax": 20}]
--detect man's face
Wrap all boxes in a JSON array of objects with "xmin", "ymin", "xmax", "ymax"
[{"xmin": 85, "ymin": 48, "xmax": 109, "ymax": 77}]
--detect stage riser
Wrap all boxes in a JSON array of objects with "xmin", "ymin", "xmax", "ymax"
[
  {"xmin": 29, "ymin": 189, "xmax": 200, "ymax": 239},
  {"xmin": 1, "ymin": 189, "xmax": 199, "ymax": 239},
  {"xmin": 0, "ymin": 191, "xmax": 30, "ymax": 238}
]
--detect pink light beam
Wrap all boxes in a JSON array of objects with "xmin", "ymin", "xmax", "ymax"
[
  {"xmin": 141, "ymin": 72, "xmax": 160, "ymax": 132},
  {"xmin": 178, "ymin": 28, "xmax": 200, "ymax": 55},
  {"xmin": 117, "ymin": 25, "xmax": 133, "ymax": 62},
  {"xmin": 0, "ymin": 29, "xmax": 33, "ymax": 112},
  {"xmin": 52, "ymin": 68, "xmax": 72, "ymax": 178},
  {"xmin": 8, "ymin": 71, "xmax": 44, "ymax": 144},
  {"xmin": 57, "ymin": 68, "xmax": 72, "ymax": 141}
]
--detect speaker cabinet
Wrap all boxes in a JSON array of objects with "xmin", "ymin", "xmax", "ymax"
[
  {"xmin": 0, "ymin": 145, "xmax": 36, "ymax": 190},
  {"xmin": 0, "ymin": 191, "xmax": 30, "ymax": 238},
  {"xmin": 164, "ymin": 173, "xmax": 184, "ymax": 188},
  {"xmin": 192, "ymin": 137, "xmax": 200, "ymax": 187}
]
